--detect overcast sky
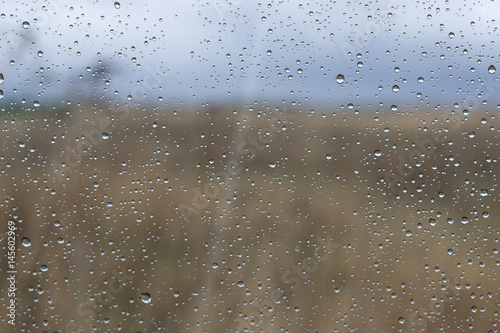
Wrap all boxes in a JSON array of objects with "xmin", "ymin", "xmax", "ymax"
[{"xmin": 1, "ymin": 0, "xmax": 499, "ymax": 109}]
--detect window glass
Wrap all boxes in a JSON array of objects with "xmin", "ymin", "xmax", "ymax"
[{"xmin": 1, "ymin": 1, "xmax": 499, "ymax": 332}]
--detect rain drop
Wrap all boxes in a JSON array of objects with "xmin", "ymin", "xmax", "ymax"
[
  {"xmin": 392, "ymin": 85, "xmax": 400, "ymax": 92},
  {"xmin": 101, "ymin": 133, "xmax": 109, "ymax": 140},
  {"xmin": 336, "ymin": 74, "xmax": 345, "ymax": 84},
  {"xmin": 114, "ymin": 2, "xmax": 121, "ymax": 9},
  {"xmin": 140, "ymin": 293, "xmax": 151, "ymax": 304},
  {"xmin": 22, "ymin": 237, "xmax": 31, "ymax": 247},
  {"xmin": 22, "ymin": 21, "xmax": 30, "ymax": 29},
  {"xmin": 488, "ymin": 65, "xmax": 496, "ymax": 74}
]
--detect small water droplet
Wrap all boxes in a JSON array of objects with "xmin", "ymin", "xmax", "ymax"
[
  {"xmin": 336, "ymin": 74, "xmax": 345, "ymax": 84},
  {"xmin": 488, "ymin": 65, "xmax": 496, "ymax": 74},
  {"xmin": 0, "ymin": 73, "xmax": 3, "ymax": 84},
  {"xmin": 461, "ymin": 217, "xmax": 468, "ymax": 225},
  {"xmin": 33, "ymin": 101, "xmax": 40, "ymax": 107},
  {"xmin": 398, "ymin": 317, "xmax": 405, "ymax": 324},
  {"xmin": 237, "ymin": 281, "xmax": 245, "ymax": 287},
  {"xmin": 37, "ymin": 50, "xmax": 44, "ymax": 57},
  {"xmin": 392, "ymin": 85, "xmax": 400, "ymax": 92},
  {"xmin": 101, "ymin": 133, "xmax": 109, "ymax": 140},
  {"xmin": 22, "ymin": 237, "xmax": 31, "ymax": 247},
  {"xmin": 374, "ymin": 150, "xmax": 382, "ymax": 157},
  {"xmin": 0, "ymin": 90, "xmax": 4, "ymax": 99},
  {"xmin": 114, "ymin": 2, "xmax": 121, "ymax": 9},
  {"xmin": 140, "ymin": 293, "xmax": 151, "ymax": 304},
  {"xmin": 325, "ymin": 154, "xmax": 332, "ymax": 160},
  {"xmin": 173, "ymin": 291, "xmax": 180, "ymax": 298},
  {"xmin": 18, "ymin": 142, "xmax": 25, "ymax": 148},
  {"xmin": 268, "ymin": 162, "xmax": 276, "ymax": 168},
  {"xmin": 480, "ymin": 189, "xmax": 488, "ymax": 197},
  {"xmin": 22, "ymin": 21, "xmax": 30, "ymax": 29}
]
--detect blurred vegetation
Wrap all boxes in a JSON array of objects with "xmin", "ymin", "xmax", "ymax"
[{"xmin": 0, "ymin": 103, "xmax": 499, "ymax": 332}]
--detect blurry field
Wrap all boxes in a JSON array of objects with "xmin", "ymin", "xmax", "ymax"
[{"xmin": 1, "ymin": 103, "xmax": 499, "ymax": 332}]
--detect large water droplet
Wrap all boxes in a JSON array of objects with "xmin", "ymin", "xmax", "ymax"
[
  {"xmin": 140, "ymin": 293, "xmax": 151, "ymax": 304},
  {"xmin": 101, "ymin": 133, "xmax": 109, "ymax": 140},
  {"xmin": 480, "ymin": 188, "xmax": 488, "ymax": 197},
  {"xmin": 114, "ymin": 2, "xmax": 121, "ymax": 9},
  {"xmin": 0, "ymin": 90, "xmax": 3, "ymax": 99},
  {"xmin": 0, "ymin": 73, "xmax": 4, "ymax": 84},
  {"xmin": 488, "ymin": 65, "xmax": 496, "ymax": 74},
  {"xmin": 22, "ymin": 237, "xmax": 31, "ymax": 247},
  {"xmin": 336, "ymin": 74, "xmax": 345, "ymax": 84},
  {"xmin": 392, "ymin": 85, "xmax": 400, "ymax": 92},
  {"xmin": 22, "ymin": 21, "xmax": 30, "ymax": 29}
]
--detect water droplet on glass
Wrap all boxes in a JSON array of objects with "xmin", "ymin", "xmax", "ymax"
[
  {"xmin": 374, "ymin": 150, "xmax": 382, "ymax": 157},
  {"xmin": 268, "ymin": 162, "xmax": 276, "ymax": 168},
  {"xmin": 417, "ymin": 77, "xmax": 424, "ymax": 83},
  {"xmin": 140, "ymin": 293, "xmax": 151, "ymax": 304},
  {"xmin": 488, "ymin": 65, "xmax": 496, "ymax": 74},
  {"xmin": 18, "ymin": 142, "xmax": 25, "ymax": 148},
  {"xmin": 392, "ymin": 85, "xmax": 399, "ymax": 92},
  {"xmin": 22, "ymin": 237, "xmax": 31, "ymax": 247},
  {"xmin": 237, "ymin": 281, "xmax": 245, "ymax": 287},
  {"xmin": 325, "ymin": 154, "xmax": 332, "ymax": 160},
  {"xmin": 398, "ymin": 317, "xmax": 405, "ymax": 324},
  {"xmin": 114, "ymin": 2, "xmax": 121, "ymax": 9},
  {"xmin": 22, "ymin": 21, "xmax": 30, "ymax": 29},
  {"xmin": 101, "ymin": 133, "xmax": 109, "ymax": 140},
  {"xmin": 480, "ymin": 189, "xmax": 488, "ymax": 197},
  {"xmin": 0, "ymin": 73, "xmax": 3, "ymax": 84},
  {"xmin": 461, "ymin": 217, "xmax": 468, "ymax": 225},
  {"xmin": 33, "ymin": 101, "xmax": 40, "ymax": 107},
  {"xmin": 336, "ymin": 74, "xmax": 345, "ymax": 84},
  {"xmin": 37, "ymin": 51, "xmax": 43, "ymax": 57}
]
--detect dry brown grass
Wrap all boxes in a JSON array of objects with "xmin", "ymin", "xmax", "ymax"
[{"xmin": 0, "ymin": 104, "xmax": 499, "ymax": 332}]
